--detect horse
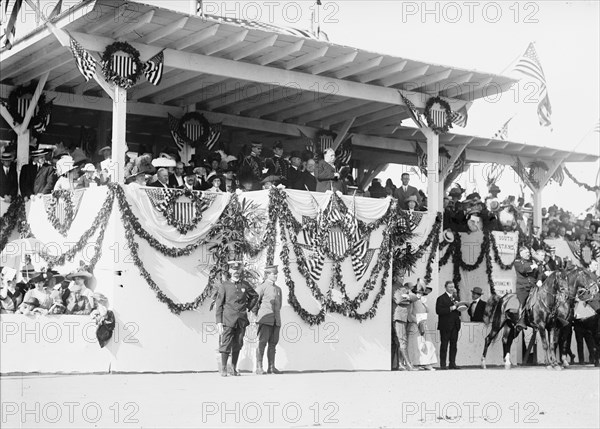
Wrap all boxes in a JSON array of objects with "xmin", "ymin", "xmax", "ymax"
[{"xmin": 481, "ymin": 267, "xmax": 597, "ymax": 369}]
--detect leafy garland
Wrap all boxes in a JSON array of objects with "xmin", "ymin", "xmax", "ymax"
[
  {"xmin": 101, "ymin": 42, "xmax": 144, "ymax": 89},
  {"xmin": 424, "ymin": 96, "xmax": 453, "ymax": 135},
  {"xmin": 271, "ymin": 188, "xmax": 394, "ymax": 324},
  {"xmin": 0, "ymin": 196, "xmax": 26, "ymax": 253},
  {"xmin": 45, "ymin": 190, "xmax": 75, "ymax": 236},
  {"xmin": 162, "ymin": 188, "xmax": 209, "ymax": 234},
  {"xmin": 6, "ymin": 83, "xmax": 49, "ymax": 129},
  {"xmin": 395, "ymin": 213, "xmax": 442, "ymax": 282},
  {"xmin": 19, "ymin": 186, "xmax": 115, "ymax": 272},
  {"xmin": 564, "ymin": 167, "xmax": 600, "ymax": 192}
]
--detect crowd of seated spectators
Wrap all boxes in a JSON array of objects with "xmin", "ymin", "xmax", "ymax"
[
  {"xmin": 0, "ymin": 261, "xmax": 110, "ymax": 317},
  {"xmin": 0, "ymin": 140, "xmax": 361, "ymax": 199}
]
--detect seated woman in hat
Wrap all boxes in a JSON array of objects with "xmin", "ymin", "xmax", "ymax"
[
  {"xmin": 16, "ymin": 297, "xmax": 48, "ymax": 315},
  {"xmin": 54, "ymin": 155, "xmax": 79, "ymax": 191},
  {"xmin": 20, "ymin": 272, "xmax": 53, "ymax": 312},
  {"xmin": 207, "ymin": 175, "xmax": 224, "ymax": 193},
  {"xmin": 0, "ymin": 268, "xmax": 24, "ymax": 313},
  {"xmin": 65, "ymin": 270, "xmax": 95, "ymax": 315},
  {"xmin": 75, "ymin": 163, "xmax": 101, "ymax": 189}
]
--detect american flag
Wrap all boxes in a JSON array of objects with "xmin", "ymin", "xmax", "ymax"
[
  {"xmin": 168, "ymin": 113, "xmax": 187, "ymax": 150},
  {"xmin": 32, "ymin": 100, "xmax": 53, "ymax": 133},
  {"xmin": 492, "ymin": 117, "xmax": 513, "ymax": 140},
  {"xmin": 335, "ymin": 137, "xmax": 352, "ymax": 165},
  {"xmin": 398, "ymin": 90, "xmax": 425, "ymax": 128},
  {"xmin": 2, "ymin": 0, "xmax": 22, "ymax": 49},
  {"xmin": 415, "ymin": 142, "xmax": 428, "ymax": 176},
  {"xmin": 69, "ymin": 37, "xmax": 97, "ymax": 82},
  {"xmin": 514, "ymin": 43, "xmax": 552, "ymax": 128},
  {"xmin": 197, "ymin": 7, "xmax": 325, "ymax": 40},
  {"xmin": 205, "ymin": 123, "xmax": 222, "ymax": 151},
  {"xmin": 319, "ymin": 133, "xmax": 334, "ymax": 154},
  {"xmin": 450, "ymin": 104, "xmax": 469, "ymax": 128},
  {"xmin": 144, "ymin": 51, "xmax": 164, "ymax": 86}
]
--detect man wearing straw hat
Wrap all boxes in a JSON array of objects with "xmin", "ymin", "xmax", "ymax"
[
  {"xmin": 215, "ymin": 261, "xmax": 259, "ymax": 377},
  {"xmin": 0, "ymin": 151, "xmax": 18, "ymax": 201},
  {"xmin": 253, "ymin": 265, "xmax": 283, "ymax": 375}
]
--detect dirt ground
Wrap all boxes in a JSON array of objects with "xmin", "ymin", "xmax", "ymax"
[{"xmin": 1, "ymin": 366, "xmax": 599, "ymax": 428}]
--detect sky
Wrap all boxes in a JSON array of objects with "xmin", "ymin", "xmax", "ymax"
[{"xmin": 2, "ymin": 0, "xmax": 599, "ymax": 213}]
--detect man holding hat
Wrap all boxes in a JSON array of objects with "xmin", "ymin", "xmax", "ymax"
[
  {"xmin": 468, "ymin": 287, "xmax": 487, "ymax": 322},
  {"xmin": 392, "ymin": 281, "xmax": 419, "ymax": 371},
  {"xmin": 215, "ymin": 261, "xmax": 259, "ymax": 376},
  {"xmin": 252, "ymin": 265, "xmax": 283, "ymax": 375},
  {"xmin": 286, "ymin": 151, "xmax": 304, "ymax": 190},
  {"xmin": 435, "ymin": 281, "xmax": 463, "ymax": 369},
  {"xmin": 0, "ymin": 151, "xmax": 18, "ymax": 201},
  {"xmin": 394, "ymin": 173, "xmax": 421, "ymax": 209},
  {"xmin": 76, "ymin": 163, "xmax": 101, "ymax": 188}
]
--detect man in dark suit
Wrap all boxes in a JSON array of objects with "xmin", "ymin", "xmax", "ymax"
[
  {"xmin": 468, "ymin": 287, "xmax": 487, "ymax": 322},
  {"xmin": 252, "ymin": 265, "xmax": 283, "ymax": 375},
  {"xmin": 394, "ymin": 172, "xmax": 421, "ymax": 209},
  {"xmin": 315, "ymin": 148, "xmax": 346, "ymax": 194},
  {"xmin": 33, "ymin": 152, "xmax": 57, "ymax": 195},
  {"xmin": 0, "ymin": 152, "xmax": 18, "ymax": 201},
  {"xmin": 168, "ymin": 162, "xmax": 185, "ymax": 188},
  {"xmin": 436, "ymin": 281, "xmax": 462, "ymax": 369},
  {"xmin": 215, "ymin": 261, "xmax": 259, "ymax": 377},
  {"xmin": 300, "ymin": 158, "xmax": 317, "ymax": 191},
  {"xmin": 149, "ymin": 168, "xmax": 170, "ymax": 188},
  {"xmin": 271, "ymin": 141, "xmax": 289, "ymax": 186},
  {"xmin": 286, "ymin": 151, "xmax": 303, "ymax": 190}
]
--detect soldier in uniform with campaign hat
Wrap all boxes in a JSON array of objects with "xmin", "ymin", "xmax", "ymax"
[
  {"xmin": 214, "ymin": 260, "xmax": 259, "ymax": 376},
  {"xmin": 253, "ymin": 265, "xmax": 283, "ymax": 375}
]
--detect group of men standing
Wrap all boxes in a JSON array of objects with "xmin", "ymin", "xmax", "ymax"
[{"xmin": 213, "ymin": 262, "xmax": 283, "ymax": 377}]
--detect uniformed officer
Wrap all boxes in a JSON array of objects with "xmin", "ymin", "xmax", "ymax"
[
  {"xmin": 253, "ymin": 265, "xmax": 283, "ymax": 375},
  {"xmin": 215, "ymin": 261, "xmax": 259, "ymax": 377}
]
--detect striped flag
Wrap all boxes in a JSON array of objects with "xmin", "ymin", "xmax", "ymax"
[
  {"xmin": 335, "ymin": 137, "xmax": 352, "ymax": 165},
  {"xmin": 144, "ymin": 51, "xmax": 164, "ymax": 86},
  {"xmin": 450, "ymin": 105, "xmax": 469, "ymax": 128},
  {"xmin": 318, "ymin": 133, "xmax": 335, "ymax": 154},
  {"xmin": 2, "ymin": 0, "xmax": 22, "ymax": 49},
  {"xmin": 17, "ymin": 96, "xmax": 30, "ymax": 119},
  {"xmin": 168, "ymin": 113, "xmax": 186, "ymax": 150},
  {"xmin": 32, "ymin": 100, "xmax": 53, "ymax": 133},
  {"xmin": 514, "ymin": 43, "xmax": 552, "ymax": 128},
  {"xmin": 205, "ymin": 123, "xmax": 222, "ymax": 151},
  {"xmin": 399, "ymin": 90, "xmax": 424, "ymax": 128},
  {"xmin": 69, "ymin": 37, "xmax": 97, "ymax": 81},
  {"xmin": 415, "ymin": 142, "xmax": 428, "ymax": 176},
  {"xmin": 492, "ymin": 117, "xmax": 512, "ymax": 140},
  {"xmin": 111, "ymin": 53, "xmax": 137, "ymax": 80}
]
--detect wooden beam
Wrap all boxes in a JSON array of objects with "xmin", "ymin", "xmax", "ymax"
[
  {"xmin": 351, "ymin": 106, "xmax": 402, "ymax": 128},
  {"xmin": 1, "ymin": 45, "xmax": 63, "ymax": 80},
  {"xmin": 19, "ymin": 72, "xmax": 49, "ymax": 132},
  {"xmin": 444, "ymin": 77, "xmax": 491, "ymax": 98},
  {"xmin": 171, "ymin": 24, "xmax": 219, "ymax": 50},
  {"xmin": 175, "ymin": 76, "xmax": 232, "ymax": 107},
  {"xmin": 271, "ymin": 98, "xmax": 334, "ymax": 122},
  {"xmin": 380, "ymin": 66, "xmax": 430, "ymax": 87},
  {"xmin": 150, "ymin": 76, "xmax": 221, "ymax": 104},
  {"xmin": 229, "ymin": 34, "xmax": 277, "ymax": 61},
  {"xmin": 441, "ymin": 138, "xmax": 473, "ymax": 178},
  {"xmin": 87, "ymin": 3, "xmax": 129, "ymax": 34},
  {"xmin": 359, "ymin": 61, "xmax": 408, "ymax": 83},
  {"xmin": 256, "ymin": 40, "xmax": 304, "ymax": 66},
  {"xmin": 320, "ymin": 102, "xmax": 385, "ymax": 128},
  {"xmin": 409, "ymin": 69, "xmax": 453, "ymax": 91},
  {"xmin": 308, "ymin": 51, "xmax": 358, "ymax": 75},
  {"xmin": 199, "ymin": 29, "xmax": 248, "ymax": 56},
  {"xmin": 360, "ymin": 164, "xmax": 387, "ymax": 191},
  {"xmin": 284, "ymin": 46, "xmax": 328, "ymax": 70},
  {"xmin": 331, "ymin": 118, "xmax": 356, "ymax": 151},
  {"xmin": 297, "ymin": 99, "xmax": 365, "ymax": 125},
  {"xmin": 47, "ymin": 69, "xmax": 83, "ymax": 90},
  {"xmin": 0, "ymin": 105, "xmax": 19, "ymax": 133},
  {"xmin": 131, "ymin": 70, "xmax": 196, "ymax": 101},
  {"xmin": 13, "ymin": 52, "xmax": 72, "ymax": 86},
  {"xmin": 141, "ymin": 17, "xmax": 188, "ymax": 44},
  {"xmin": 335, "ymin": 56, "xmax": 383, "ymax": 79},
  {"xmin": 69, "ymin": 31, "xmax": 472, "ymax": 111},
  {"xmin": 205, "ymin": 82, "xmax": 275, "ymax": 111},
  {"xmin": 246, "ymin": 90, "xmax": 314, "ymax": 118},
  {"xmin": 431, "ymin": 72, "xmax": 474, "ymax": 96},
  {"xmin": 111, "ymin": 9, "xmax": 156, "ymax": 39}
]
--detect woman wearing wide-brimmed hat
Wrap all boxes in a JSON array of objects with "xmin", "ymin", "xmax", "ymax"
[
  {"xmin": 65, "ymin": 270, "xmax": 95, "ymax": 315},
  {"xmin": 20, "ymin": 271, "xmax": 54, "ymax": 311},
  {"xmin": 411, "ymin": 280, "xmax": 437, "ymax": 371},
  {"xmin": 54, "ymin": 155, "xmax": 79, "ymax": 191}
]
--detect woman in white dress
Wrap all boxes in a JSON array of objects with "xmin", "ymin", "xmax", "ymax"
[
  {"xmin": 411, "ymin": 280, "xmax": 438, "ymax": 370},
  {"xmin": 53, "ymin": 155, "xmax": 79, "ymax": 191}
]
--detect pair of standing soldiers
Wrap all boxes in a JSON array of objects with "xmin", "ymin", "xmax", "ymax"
[{"xmin": 214, "ymin": 262, "xmax": 283, "ymax": 376}]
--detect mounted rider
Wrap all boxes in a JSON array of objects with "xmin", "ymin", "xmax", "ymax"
[{"xmin": 515, "ymin": 246, "xmax": 540, "ymax": 330}]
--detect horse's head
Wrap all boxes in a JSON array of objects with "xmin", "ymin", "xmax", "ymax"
[{"xmin": 574, "ymin": 268, "xmax": 599, "ymax": 301}]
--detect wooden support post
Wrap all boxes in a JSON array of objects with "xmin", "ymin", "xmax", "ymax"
[
  {"xmin": 16, "ymin": 130, "xmax": 31, "ymax": 174},
  {"xmin": 111, "ymin": 86, "xmax": 127, "ymax": 184},
  {"xmin": 532, "ymin": 186, "xmax": 544, "ymax": 230},
  {"xmin": 424, "ymin": 128, "xmax": 440, "ymax": 290},
  {"xmin": 331, "ymin": 118, "xmax": 355, "ymax": 151}
]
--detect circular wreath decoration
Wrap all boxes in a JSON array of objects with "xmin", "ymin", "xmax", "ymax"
[
  {"xmin": 163, "ymin": 188, "xmax": 207, "ymax": 234},
  {"xmin": 577, "ymin": 242, "xmax": 600, "ymax": 268},
  {"xmin": 101, "ymin": 42, "xmax": 144, "ymax": 89},
  {"xmin": 424, "ymin": 96, "xmax": 453, "ymax": 135},
  {"xmin": 45, "ymin": 190, "xmax": 75, "ymax": 237},
  {"xmin": 176, "ymin": 112, "xmax": 211, "ymax": 146},
  {"xmin": 7, "ymin": 83, "xmax": 48, "ymax": 127}
]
